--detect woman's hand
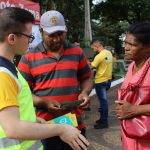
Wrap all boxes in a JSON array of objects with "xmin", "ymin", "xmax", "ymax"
[{"xmin": 115, "ymin": 100, "xmax": 137, "ymax": 119}]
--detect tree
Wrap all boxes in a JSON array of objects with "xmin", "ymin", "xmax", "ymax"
[
  {"xmin": 84, "ymin": 0, "xmax": 92, "ymax": 44},
  {"xmin": 93, "ymin": 0, "xmax": 150, "ymax": 24},
  {"xmin": 91, "ymin": 0, "xmax": 150, "ymax": 53}
]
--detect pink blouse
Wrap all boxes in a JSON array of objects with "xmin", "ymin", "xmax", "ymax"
[
  {"xmin": 122, "ymin": 57, "xmax": 150, "ymax": 88},
  {"xmin": 121, "ymin": 57, "xmax": 150, "ymax": 150}
]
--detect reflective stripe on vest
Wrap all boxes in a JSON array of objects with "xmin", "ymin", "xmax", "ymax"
[
  {"xmin": 0, "ymin": 137, "xmax": 42, "ymax": 150},
  {"xmin": 0, "ymin": 138, "xmax": 20, "ymax": 148},
  {"xmin": 27, "ymin": 141, "xmax": 42, "ymax": 150}
]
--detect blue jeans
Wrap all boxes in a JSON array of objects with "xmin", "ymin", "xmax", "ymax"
[{"xmin": 95, "ymin": 80, "xmax": 111, "ymax": 124}]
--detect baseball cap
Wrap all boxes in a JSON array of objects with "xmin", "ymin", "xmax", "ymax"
[{"xmin": 40, "ymin": 10, "xmax": 67, "ymax": 35}]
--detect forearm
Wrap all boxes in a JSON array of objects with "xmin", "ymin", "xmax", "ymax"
[
  {"xmin": 32, "ymin": 94, "xmax": 47, "ymax": 109},
  {"xmin": 9, "ymin": 121, "xmax": 62, "ymax": 140},
  {"xmin": 135, "ymin": 104, "xmax": 150, "ymax": 116},
  {"xmin": 80, "ymin": 78, "xmax": 93, "ymax": 95},
  {"xmin": 0, "ymin": 106, "xmax": 89, "ymax": 150},
  {"xmin": 89, "ymin": 63, "xmax": 94, "ymax": 69},
  {"xmin": 0, "ymin": 107, "xmax": 62, "ymax": 140}
]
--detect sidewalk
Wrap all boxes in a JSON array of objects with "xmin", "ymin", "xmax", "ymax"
[{"xmin": 83, "ymin": 84, "xmax": 122, "ymax": 150}]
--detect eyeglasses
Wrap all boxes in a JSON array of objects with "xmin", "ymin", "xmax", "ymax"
[{"xmin": 13, "ymin": 32, "xmax": 35, "ymax": 43}]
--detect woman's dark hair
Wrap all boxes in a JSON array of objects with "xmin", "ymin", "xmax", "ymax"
[
  {"xmin": 0, "ymin": 7, "xmax": 34, "ymax": 42},
  {"xmin": 128, "ymin": 22, "xmax": 150, "ymax": 45}
]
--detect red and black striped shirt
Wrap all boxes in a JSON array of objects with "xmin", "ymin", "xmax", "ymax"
[{"xmin": 18, "ymin": 41, "xmax": 92, "ymax": 128}]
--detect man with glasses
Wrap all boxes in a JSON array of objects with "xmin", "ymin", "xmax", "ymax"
[
  {"xmin": 13, "ymin": 32, "xmax": 35, "ymax": 43},
  {"xmin": 0, "ymin": 7, "xmax": 89, "ymax": 150},
  {"xmin": 18, "ymin": 10, "xmax": 92, "ymax": 150}
]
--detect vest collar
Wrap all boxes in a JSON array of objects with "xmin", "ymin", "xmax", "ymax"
[{"xmin": 0, "ymin": 56, "xmax": 18, "ymax": 78}]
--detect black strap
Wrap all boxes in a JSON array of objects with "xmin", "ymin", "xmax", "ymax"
[{"xmin": 0, "ymin": 56, "xmax": 18, "ymax": 78}]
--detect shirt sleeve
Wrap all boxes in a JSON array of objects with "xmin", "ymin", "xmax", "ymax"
[
  {"xmin": 77, "ymin": 49, "xmax": 92, "ymax": 81},
  {"xmin": 18, "ymin": 55, "xmax": 34, "ymax": 89},
  {"xmin": 91, "ymin": 52, "xmax": 106, "ymax": 68},
  {"xmin": 0, "ymin": 72, "xmax": 19, "ymax": 110}
]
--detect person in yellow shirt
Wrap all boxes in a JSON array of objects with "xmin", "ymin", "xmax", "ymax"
[
  {"xmin": 90, "ymin": 40, "xmax": 113, "ymax": 129},
  {"xmin": 0, "ymin": 7, "xmax": 89, "ymax": 150}
]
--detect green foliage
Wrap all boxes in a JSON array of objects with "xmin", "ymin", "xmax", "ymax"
[
  {"xmin": 91, "ymin": 0, "xmax": 150, "ymax": 54},
  {"xmin": 80, "ymin": 37, "xmax": 91, "ymax": 48},
  {"xmin": 93, "ymin": 0, "xmax": 150, "ymax": 24},
  {"xmin": 113, "ymin": 60, "xmax": 127, "ymax": 79}
]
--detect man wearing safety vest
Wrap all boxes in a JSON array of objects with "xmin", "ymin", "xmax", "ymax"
[{"xmin": 0, "ymin": 7, "xmax": 89, "ymax": 150}]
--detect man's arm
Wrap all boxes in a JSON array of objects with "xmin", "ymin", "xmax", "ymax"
[
  {"xmin": 90, "ymin": 52, "xmax": 105, "ymax": 69},
  {"xmin": 88, "ymin": 61, "xmax": 94, "ymax": 70},
  {"xmin": 32, "ymin": 94, "xmax": 48, "ymax": 109},
  {"xmin": 32, "ymin": 94, "xmax": 64, "ymax": 116},
  {"xmin": 78, "ymin": 78, "xmax": 93, "ymax": 107},
  {"xmin": 80, "ymin": 78, "xmax": 93, "ymax": 95},
  {"xmin": 32, "ymin": 94, "xmax": 61, "ymax": 109},
  {"xmin": 77, "ymin": 49, "xmax": 93, "ymax": 107},
  {"xmin": 0, "ymin": 106, "xmax": 89, "ymax": 150}
]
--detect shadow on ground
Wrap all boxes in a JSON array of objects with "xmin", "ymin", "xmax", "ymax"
[{"xmin": 83, "ymin": 85, "xmax": 122, "ymax": 150}]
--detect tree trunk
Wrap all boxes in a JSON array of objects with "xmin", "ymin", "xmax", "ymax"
[{"xmin": 84, "ymin": 0, "xmax": 92, "ymax": 43}]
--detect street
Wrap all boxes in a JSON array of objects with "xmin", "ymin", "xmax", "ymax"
[{"xmin": 84, "ymin": 85, "xmax": 122, "ymax": 150}]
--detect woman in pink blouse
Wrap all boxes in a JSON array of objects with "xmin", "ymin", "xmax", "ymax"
[{"xmin": 115, "ymin": 22, "xmax": 150, "ymax": 150}]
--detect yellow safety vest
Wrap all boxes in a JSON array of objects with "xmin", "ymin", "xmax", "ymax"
[{"xmin": 0, "ymin": 69, "xmax": 43, "ymax": 150}]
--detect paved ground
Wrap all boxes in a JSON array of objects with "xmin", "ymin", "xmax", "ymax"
[{"xmin": 83, "ymin": 85, "xmax": 122, "ymax": 150}]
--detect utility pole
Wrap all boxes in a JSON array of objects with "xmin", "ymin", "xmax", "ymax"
[{"xmin": 84, "ymin": 0, "xmax": 92, "ymax": 43}]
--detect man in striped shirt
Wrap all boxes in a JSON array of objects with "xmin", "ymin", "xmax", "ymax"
[{"xmin": 18, "ymin": 10, "xmax": 92, "ymax": 150}]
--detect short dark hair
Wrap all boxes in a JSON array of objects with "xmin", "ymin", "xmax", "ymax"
[
  {"xmin": 90, "ymin": 40, "xmax": 103, "ymax": 46},
  {"xmin": 128, "ymin": 22, "xmax": 150, "ymax": 45},
  {"xmin": 0, "ymin": 7, "xmax": 34, "ymax": 42}
]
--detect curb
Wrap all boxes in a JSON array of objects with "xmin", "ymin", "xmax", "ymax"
[{"xmin": 89, "ymin": 77, "xmax": 124, "ymax": 97}]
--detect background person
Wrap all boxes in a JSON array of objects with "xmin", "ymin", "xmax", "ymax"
[
  {"xmin": 90, "ymin": 40, "xmax": 113, "ymax": 129},
  {"xmin": 18, "ymin": 10, "xmax": 92, "ymax": 150}
]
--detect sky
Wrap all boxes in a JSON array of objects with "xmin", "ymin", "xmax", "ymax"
[{"xmin": 93, "ymin": 0, "xmax": 106, "ymax": 5}]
